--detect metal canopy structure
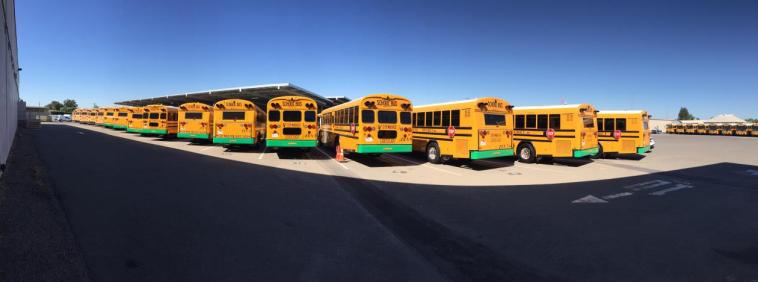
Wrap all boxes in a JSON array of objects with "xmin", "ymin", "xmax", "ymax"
[{"xmin": 115, "ymin": 83, "xmax": 345, "ymax": 110}]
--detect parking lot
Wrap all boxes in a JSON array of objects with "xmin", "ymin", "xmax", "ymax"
[{"xmin": 31, "ymin": 123, "xmax": 758, "ymax": 281}]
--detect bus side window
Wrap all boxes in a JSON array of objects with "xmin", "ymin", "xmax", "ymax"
[
  {"xmin": 451, "ymin": 110, "xmax": 460, "ymax": 127},
  {"xmin": 597, "ymin": 118, "xmax": 604, "ymax": 131},
  {"xmin": 417, "ymin": 112, "xmax": 425, "ymax": 126},
  {"xmin": 604, "ymin": 118, "xmax": 614, "ymax": 131},
  {"xmin": 433, "ymin": 111, "xmax": 441, "ymax": 126},
  {"xmin": 526, "ymin": 115, "xmax": 536, "ymax": 128},
  {"xmin": 412, "ymin": 113, "xmax": 417, "ymax": 125},
  {"xmin": 425, "ymin": 112, "xmax": 432, "ymax": 127},
  {"xmin": 442, "ymin": 111, "xmax": 450, "ymax": 127},
  {"xmin": 515, "ymin": 115, "xmax": 524, "ymax": 129},
  {"xmin": 537, "ymin": 114, "xmax": 548, "ymax": 130},
  {"xmin": 549, "ymin": 114, "xmax": 561, "ymax": 130},
  {"xmin": 616, "ymin": 118, "xmax": 627, "ymax": 131},
  {"xmin": 352, "ymin": 107, "xmax": 359, "ymax": 124}
]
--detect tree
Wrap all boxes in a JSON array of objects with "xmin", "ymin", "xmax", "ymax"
[
  {"xmin": 677, "ymin": 107, "xmax": 696, "ymax": 120},
  {"xmin": 60, "ymin": 99, "xmax": 79, "ymax": 114},
  {"xmin": 46, "ymin": 100, "xmax": 63, "ymax": 111},
  {"xmin": 746, "ymin": 118, "xmax": 758, "ymax": 123},
  {"xmin": 93, "ymin": 103, "xmax": 99, "ymax": 109}
]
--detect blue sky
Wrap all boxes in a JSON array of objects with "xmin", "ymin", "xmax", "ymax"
[{"xmin": 17, "ymin": 0, "xmax": 758, "ymax": 119}]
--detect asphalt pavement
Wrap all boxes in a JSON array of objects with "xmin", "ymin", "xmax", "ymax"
[{"xmin": 31, "ymin": 124, "xmax": 758, "ymax": 281}]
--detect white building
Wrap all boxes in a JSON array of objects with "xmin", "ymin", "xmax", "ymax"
[{"xmin": 0, "ymin": 0, "xmax": 19, "ymax": 177}]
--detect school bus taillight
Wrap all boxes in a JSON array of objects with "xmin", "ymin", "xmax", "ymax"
[
  {"xmin": 270, "ymin": 124, "xmax": 278, "ymax": 129},
  {"xmin": 363, "ymin": 126, "xmax": 374, "ymax": 132}
]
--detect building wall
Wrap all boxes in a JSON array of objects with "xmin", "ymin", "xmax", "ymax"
[
  {"xmin": 649, "ymin": 119, "xmax": 674, "ymax": 133},
  {"xmin": 0, "ymin": 0, "xmax": 19, "ymax": 173}
]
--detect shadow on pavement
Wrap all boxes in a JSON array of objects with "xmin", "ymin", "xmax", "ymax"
[{"xmin": 27, "ymin": 124, "xmax": 758, "ymax": 282}]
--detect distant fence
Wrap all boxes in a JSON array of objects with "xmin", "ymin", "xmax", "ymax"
[{"xmin": 0, "ymin": 0, "xmax": 19, "ymax": 175}]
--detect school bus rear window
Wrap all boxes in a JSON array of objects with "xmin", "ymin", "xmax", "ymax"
[
  {"xmin": 378, "ymin": 111, "xmax": 396, "ymax": 123},
  {"xmin": 118, "ymin": 113, "xmax": 128, "ymax": 117},
  {"xmin": 268, "ymin": 111, "xmax": 280, "ymax": 121},
  {"xmin": 484, "ymin": 114, "xmax": 506, "ymax": 125},
  {"xmin": 133, "ymin": 114, "xmax": 143, "ymax": 119},
  {"xmin": 304, "ymin": 111, "xmax": 316, "ymax": 122},
  {"xmin": 149, "ymin": 113, "xmax": 159, "ymax": 119},
  {"xmin": 184, "ymin": 112, "xmax": 202, "ymax": 119},
  {"xmin": 283, "ymin": 111, "xmax": 301, "ymax": 121},
  {"xmin": 400, "ymin": 112, "xmax": 411, "ymax": 124},
  {"xmin": 222, "ymin": 112, "xmax": 245, "ymax": 120}
]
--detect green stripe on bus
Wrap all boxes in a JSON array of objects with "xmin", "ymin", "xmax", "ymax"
[
  {"xmin": 573, "ymin": 147, "xmax": 599, "ymax": 158},
  {"xmin": 355, "ymin": 144, "xmax": 412, "ymax": 153},
  {"xmin": 470, "ymin": 148, "xmax": 514, "ymax": 160},
  {"xmin": 266, "ymin": 139, "xmax": 317, "ymax": 148},
  {"xmin": 178, "ymin": 132, "xmax": 210, "ymax": 139},
  {"xmin": 213, "ymin": 137, "xmax": 255, "ymax": 144},
  {"xmin": 636, "ymin": 145, "xmax": 651, "ymax": 154},
  {"xmin": 126, "ymin": 128, "xmax": 141, "ymax": 133},
  {"xmin": 141, "ymin": 129, "xmax": 168, "ymax": 135},
  {"xmin": 112, "ymin": 125, "xmax": 127, "ymax": 129}
]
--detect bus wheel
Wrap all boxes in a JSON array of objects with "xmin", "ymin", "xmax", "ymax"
[
  {"xmin": 591, "ymin": 144, "xmax": 604, "ymax": 159},
  {"xmin": 426, "ymin": 142, "xmax": 442, "ymax": 164},
  {"xmin": 517, "ymin": 143, "xmax": 537, "ymax": 163}
]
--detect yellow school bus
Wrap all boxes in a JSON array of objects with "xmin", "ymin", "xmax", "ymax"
[
  {"xmin": 665, "ymin": 124, "xmax": 673, "ymax": 134},
  {"xmin": 142, "ymin": 104, "xmax": 179, "ymax": 136},
  {"xmin": 684, "ymin": 124, "xmax": 698, "ymax": 134},
  {"xmin": 735, "ymin": 124, "xmax": 749, "ymax": 136},
  {"xmin": 751, "ymin": 124, "xmax": 757, "ymax": 137},
  {"xmin": 85, "ymin": 109, "xmax": 97, "ymax": 124},
  {"xmin": 71, "ymin": 109, "xmax": 82, "ymax": 122},
  {"xmin": 265, "ymin": 96, "xmax": 318, "ymax": 148},
  {"xmin": 411, "ymin": 97, "xmax": 514, "ymax": 163},
  {"xmin": 512, "ymin": 104, "xmax": 599, "ymax": 163},
  {"xmin": 126, "ymin": 107, "xmax": 146, "ymax": 133},
  {"xmin": 319, "ymin": 94, "xmax": 413, "ymax": 154},
  {"xmin": 595, "ymin": 110, "xmax": 651, "ymax": 156},
  {"xmin": 212, "ymin": 99, "xmax": 266, "ymax": 145},
  {"xmin": 178, "ymin": 102, "xmax": 214, "ymax": 140},
  {"xmin": 707, "ymin": 124, "xmax": 724, "ymax": 135},
  {"xmin": 695, "ymin": 124, "xmax": 708, "ymax": 135},
  {"xmin": 95, "ymin": 108, "xmax": 106, "ymax": 126},
  {"xmin": 102, "ymin": 108, "xmax": 116, "ymax": 128},
  {"xmin": 111, "ymin": 107, "xmax": 130, "ymax": 130}
]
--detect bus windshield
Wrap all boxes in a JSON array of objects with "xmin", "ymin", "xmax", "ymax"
[
  {"xmin": 484, "ymin": 114, "xmax": 506, "ymax": 125},
  {"xmin": 378, "ymin": 111, "xmax": 397, "ymax": 123}
]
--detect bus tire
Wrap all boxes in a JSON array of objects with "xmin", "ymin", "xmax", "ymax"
[
  {"xmin": 591, "ymin": 144, "xmax": 604, "ymax": 159},
  {"xmin": 426, "ymin": 142, "xmax": 442, "ymax": 164},
  {"xmin": 517, "ymin": 143, "xmax": 537, "ymax": 163}
]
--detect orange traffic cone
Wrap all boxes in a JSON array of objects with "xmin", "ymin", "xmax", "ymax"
[{"xmin": 336, "ymin": 144, "xmax": 346, "ymax": 162}]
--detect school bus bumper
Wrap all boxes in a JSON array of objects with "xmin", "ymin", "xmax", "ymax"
[
  {"xmin": 573, "ymin": 147, "xmax": 599, "ymax": 158},
  {"xmin": 178, "ymin": 133, "xmax": 210, "ymax": 139},
  {"xmin": 266, "ymin": 139, "xmax": 318, "ymax": 147},
  {"xmin": 470, "ymin": 148, "xmax": 514, "ymax": 160},
  {"xmin": 126, "ymin": 128, "xmax": 141, "ymax": 133},
  {"xmin": 112, "ymin": 124, "xmax": 127, "ymax": 130},
  {"xmin": 213, "ymin": 137, "xmax": 255, "ymax": 144},
  {"xmin": 356, "ymin": 144, "xmax": 412, "ymax": 153},
  {"xmin": 141, "ymin": 129, "xmax": 168, "ymax": 135},
  {"xmin": 636, "ymin": 145, "xmax": 651, "ymax": 154},
  {"xmin": 103, "ymin": 123, "xmax": 114, "ymax": 128}
]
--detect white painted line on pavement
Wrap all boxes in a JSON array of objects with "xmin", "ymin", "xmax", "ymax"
[
  {"xmin": 258, "ymin": 146, "xmax": 268, "ymax": 160},
  {"xmin": 384, "ymin": 154, "xmax": 462, "ymax": 176},
  {"xmin": 624, "ymin": 180, "xmax": 671, "ymax": 191},
  {"xmin": 602, "ymin": 192, "xmax": 633, "ymax": 200},
  {"xmin": 200, "ymin": 147, "xmax": 214, "ymax": 151},
  {"xmin": 77, "ymin": 131, "xmax": 85, "ymax": 135},
  {"xmin": 572, "ymin": 195, "xmax": 608, "ymax": 204},
  {"xmin": 315, "ymin": 147, "xmax": 349, "ymax": 170},
  {"xmin": 649, "ymin": 184, "xmax": 693, "ymax": 196}
]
